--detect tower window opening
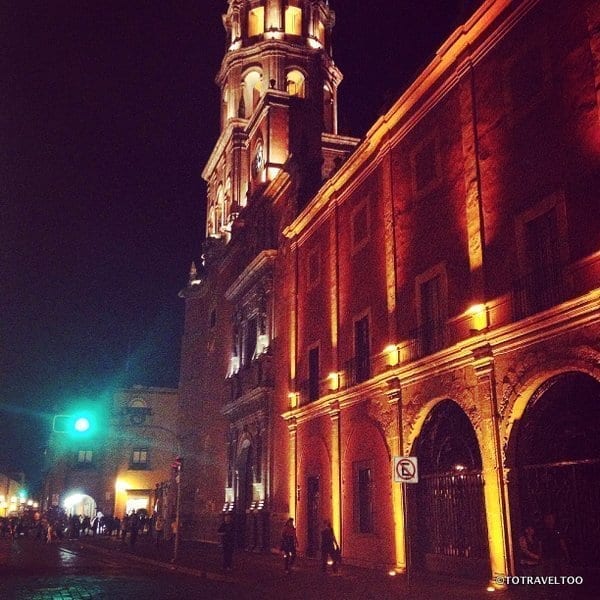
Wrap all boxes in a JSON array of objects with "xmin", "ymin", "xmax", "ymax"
[
  {"xmin": 242, "ymin": 70, "xmax": 263, "ymax": 117},
  {"xmin": 286, "ymin": 70, "xmax": 306, "ymax": 98},
  {"xmin": 285, "ymin": 7, "xmax": 302, "ymax": 36},
  {"xmin": 248, "ymin": 7, "xmax": 265, "ymax": 37}
]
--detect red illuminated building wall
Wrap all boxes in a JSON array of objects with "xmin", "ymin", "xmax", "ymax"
[{"xmin": 178, "ymin": 0, "xmax": 600, "ymax": 584}]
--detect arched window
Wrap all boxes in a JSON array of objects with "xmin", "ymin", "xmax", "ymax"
[
  {"xmin": 216, "ymin": 184, "xmax": 225, "ymax": 231},
  {"xmin": 242, "ymin": 70, "xmax": 263, "ymax": 117},
  {"xmin": 315, "ymin": 20, "xmax": 325, "ymax": 45},
  {"xmin": 222, "ymin": 85, "xmax": 230, "ymax": 126},
  {"xmin": 285, "ymin": 6, "xmax": 302, "ymax": 35},
  {"xmin": 286, "ymin": 69, "xmax": 305, "ymax": 98},
  {"xmin": 248, "ymin": 7, "xmax": 264, "ymax": 37}
]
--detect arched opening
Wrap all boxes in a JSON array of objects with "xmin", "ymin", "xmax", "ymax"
[
  {"xmin": 410, "ymin": 399, "xmax": 489, "ymax": 577},
  {"xmin": 242, "ymin": 70, "xmax": 263, "ymax": 117},
  {"xmin": 285, "ymin": 6, "xmax": 302, "ymax": 36},
  {"xmin": 286, "ymin": 69, "xmax": 306, "ymax": 98},
  {"xmin": 247, "ymin": 7, "xmax": 264, "ymax": 37},
  {"xmin": 63, "ymin": 492, "xmax": 96, "ymax": 519},
  {"xmin": 509, "ymin": 371, "xmax": 600, "ymax": 576}
]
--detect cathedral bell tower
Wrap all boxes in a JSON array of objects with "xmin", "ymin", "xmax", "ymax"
[{"xmin": 202, "ymin": 0, "xmax": 344, "ymax": 242}]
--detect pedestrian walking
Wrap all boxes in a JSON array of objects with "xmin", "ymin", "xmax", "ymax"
[
  {"xmin": 217, "ymin": 513, "xmax": 235, "ymax": 570},
  {"xmin": 280, "ymin": 517, "xmax": 298, "ymax": 573},
  {"xmin": 129, "ymin": 511, "xmax": 140, "ymax": 547},
  {"xmin": 321, "ymin": 520, "xmax": 340, "ymax": 573},
  {"xmin": 154, "ymin": 514, "xmax": 165, "ymax": 548}
]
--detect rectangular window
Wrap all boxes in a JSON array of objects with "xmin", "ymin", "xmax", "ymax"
[
  {"xmin": 308, "ymin": 346, "xmax": 320, "ymax": 401},
  {"xmin": 354, "ymin": 315, "xmax": 370, "ymax": 383},
  {"xmin": 355, "ymin": 462, "xmax": 374, "ymax": 534},
  {"xmin": 526, "ymin": 208, "xmax": 559, "ymax": 270},
  {"xmin": 248, "ymin": 7, "xmax": 265, "ymax": 37},
  {"xmin": 307, "ymin": 247, "xmax": 320, "ymax": 287},
  {"xmin": 351, "ymin": 202, "xmax": 369, "ymax": 253},
  {"xmin": 419, "ymin": 275, "xmax": 444, "ymax": 355},
  {"xmin": 285, "ymin": 7, "xmax": 302, "ymax": 35},
  {"xmin": 77, "ymin": 450, "xmax": 93, "ymax": 464},
  {"xmin": 508, "ymin": 46, "xmax": 546, "ymax": 112},
  {"xmin": 131, "ymin": 448, "xmax": 148, "ymax": 469}
]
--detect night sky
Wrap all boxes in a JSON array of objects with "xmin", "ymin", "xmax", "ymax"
[{"xmin": 2, "ymin": 0, "xmax": 476, "ymax": 491}]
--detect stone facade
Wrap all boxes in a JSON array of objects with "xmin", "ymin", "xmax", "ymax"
[{"xmin": 179, "ymin": 0, "xmax": 600, "ymax": 585}]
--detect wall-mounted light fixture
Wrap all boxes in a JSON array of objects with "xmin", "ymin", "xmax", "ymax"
[
  {"xmin": 384, "ymin": 344, "xmax": 400, "ymax": 367},
  {"xmin": 328, "ymin": 372, "xmax": 341, "ymax": 391},
  {"xmin": 467, "ymin": 303, "xmax": 488, "ymax": 332},
  {"xmin": 288, "ymin": 392, "xmax": 299, "ymax": 409}
]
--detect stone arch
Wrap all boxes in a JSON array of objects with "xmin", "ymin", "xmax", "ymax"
[
  {"xmin": 405, "ymin": 386, "xmax": 478, "ymax": 457},
  {"xmin": 241, "ymin": 68, "xmax": 263, "ymax": 117},
  {"xmin": 506, "ymin": 370, "xmax": 600, "ymax": 575},
  {"xmin": 501, "ymin": 346, "xmax": 600, "ymax": 463},
  {"xmin": 408, "ymin": 399, "xmax": 490, "ymax": 578},
  {"xmin": 298, "ymin": 431, "xmax": 330, "ymax": 557},
  {"xmin": 341, "ymin": 409, "xmax": 395, "ymax": 568}
]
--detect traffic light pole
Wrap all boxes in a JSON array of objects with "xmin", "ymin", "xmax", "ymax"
[{"xmin": 173, "ymin": 464, "xmax": 182, "ymax": 563}]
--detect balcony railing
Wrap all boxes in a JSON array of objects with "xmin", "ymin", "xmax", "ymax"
[
  {"xmin": 343, "ymin": 354, "xmax": 371, "ymax": 388},
  {"xmin": 227, "ymin": 353, "xmax": 273, "ymax": 402},
  {"xmin": 405, "ymin": 321, "xmax": 447, "ymax": 361},
  {"xmin": 512, "ymin": 263, "xmax": 567, "ymax": 320}
]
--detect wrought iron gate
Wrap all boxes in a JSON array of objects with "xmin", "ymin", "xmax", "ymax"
[{"xmin": 518, "ymin": 459, "xmax": 600, "ymax": 572}]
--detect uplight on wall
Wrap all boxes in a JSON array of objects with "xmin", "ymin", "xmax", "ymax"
[
  {"xmin": 288, "ymin": 392, "xmax": 299, "ymax": 409},
  {"xmin": 467, "ymin": 303, "xmax": 488, "ymax": 332},
  {"xmin": 384, "ymin": 344, "xmax": 400, "ymax": 367},
  {"xmin": 328, "ymin": 372, "xmax": 341, "ymax": 391}
]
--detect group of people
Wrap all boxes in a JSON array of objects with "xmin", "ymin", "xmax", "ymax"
[
  {"xmin": 519, "ymin": 513, "xmax": 570, "ymax": 576},
  {"xmin": 217, "ymin": 515, "xmax": 341, "ymax": 575}
]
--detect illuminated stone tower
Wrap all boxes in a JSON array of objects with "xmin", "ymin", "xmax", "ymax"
[
  {"xmin": 179, "ymin": 0, "xmax": 357, "ymax": 547},
  {"xmin": 203, "ymin": 0, "xmax": 351, "ymax": 241}
]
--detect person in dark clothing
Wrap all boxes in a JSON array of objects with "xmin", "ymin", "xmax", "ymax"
[
  {"xmin": 217, "ymin": 514, "xmax": 235, "ymax": 570},
  {"xmin": 518, "ymin": 524, "xmax": 540, "ymax": 576},
  {"xmin": 281, "ymin": 518, "xmax": 298, "ymax": 573},
  {"xmin": 129, "ymin": 511, "xmax": 140, "ymax": 547},
  {"xmin": 321, "ymin": 520, "xmax": 340, "ymax": 573},
  {"xmin": 539, "ymin": 513, "xmax": 569, "ymax": 576}
]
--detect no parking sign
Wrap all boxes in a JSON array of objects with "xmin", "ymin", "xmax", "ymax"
[{"xmin": 393, "ymin": 456, "xmax": 418, "ymax": 483}]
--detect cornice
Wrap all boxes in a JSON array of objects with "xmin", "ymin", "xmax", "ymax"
[
  {"xmin": 225, "ymin": 249, "xmax": 278, "ymax": 301},
  {"xmin": 284, "ymin": 0, "xmax": 540, "ymax": 242}
]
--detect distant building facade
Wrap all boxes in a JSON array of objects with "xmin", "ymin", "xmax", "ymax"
[
  {"xmin": 0, "ymin": 472, "xmax": 25, "ymax": 517},
  {"xmin": 178, "ymin": 0, "xmax": 600, "ymax": 585},
  {"xmin": 42, "ymin": 386, "xmax": 179, "ymax": 520}
]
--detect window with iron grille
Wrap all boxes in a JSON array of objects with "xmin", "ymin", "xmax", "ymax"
[
  {"xmin": 308, "ymin": 346, "xmax": 320, "ymax": 402},
  {"xmin": 355, "ymin": 461, "xmax": 374, "ymax": 534}
]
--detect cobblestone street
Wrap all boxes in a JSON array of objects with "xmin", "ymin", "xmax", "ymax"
[{"xmin": 2, "ymin": 533, "xmax": 597, "ymax": 599}]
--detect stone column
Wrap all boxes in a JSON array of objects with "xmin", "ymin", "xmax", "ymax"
[
  {"xmin": 386, "ymin": 378, "xmax": 407, "ymax": 573},
  {"xmin": 329, "ymin": 402, "xmax": 342, "ymax": 543},
  {"xmin": 287, "ymin": 418, "xmax": 298, "ymax": 522},
  {"xmin": 473, "ymin": 344, "xmax": 512, "ymax": 588}
]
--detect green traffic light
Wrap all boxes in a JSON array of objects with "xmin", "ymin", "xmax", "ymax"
[{"xmin": 74, "ymin": 417, "xmax": 91, "ymax": 433}]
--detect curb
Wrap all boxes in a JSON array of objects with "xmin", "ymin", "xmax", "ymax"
[{"xmin": 75, "ymin": 541, "xmax": 233, "ymax": 583}]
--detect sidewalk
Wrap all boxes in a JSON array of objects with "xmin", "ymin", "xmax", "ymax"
[{"xmin": 72, "ymin": 533, "xmax": 593, "ymax": 600}]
